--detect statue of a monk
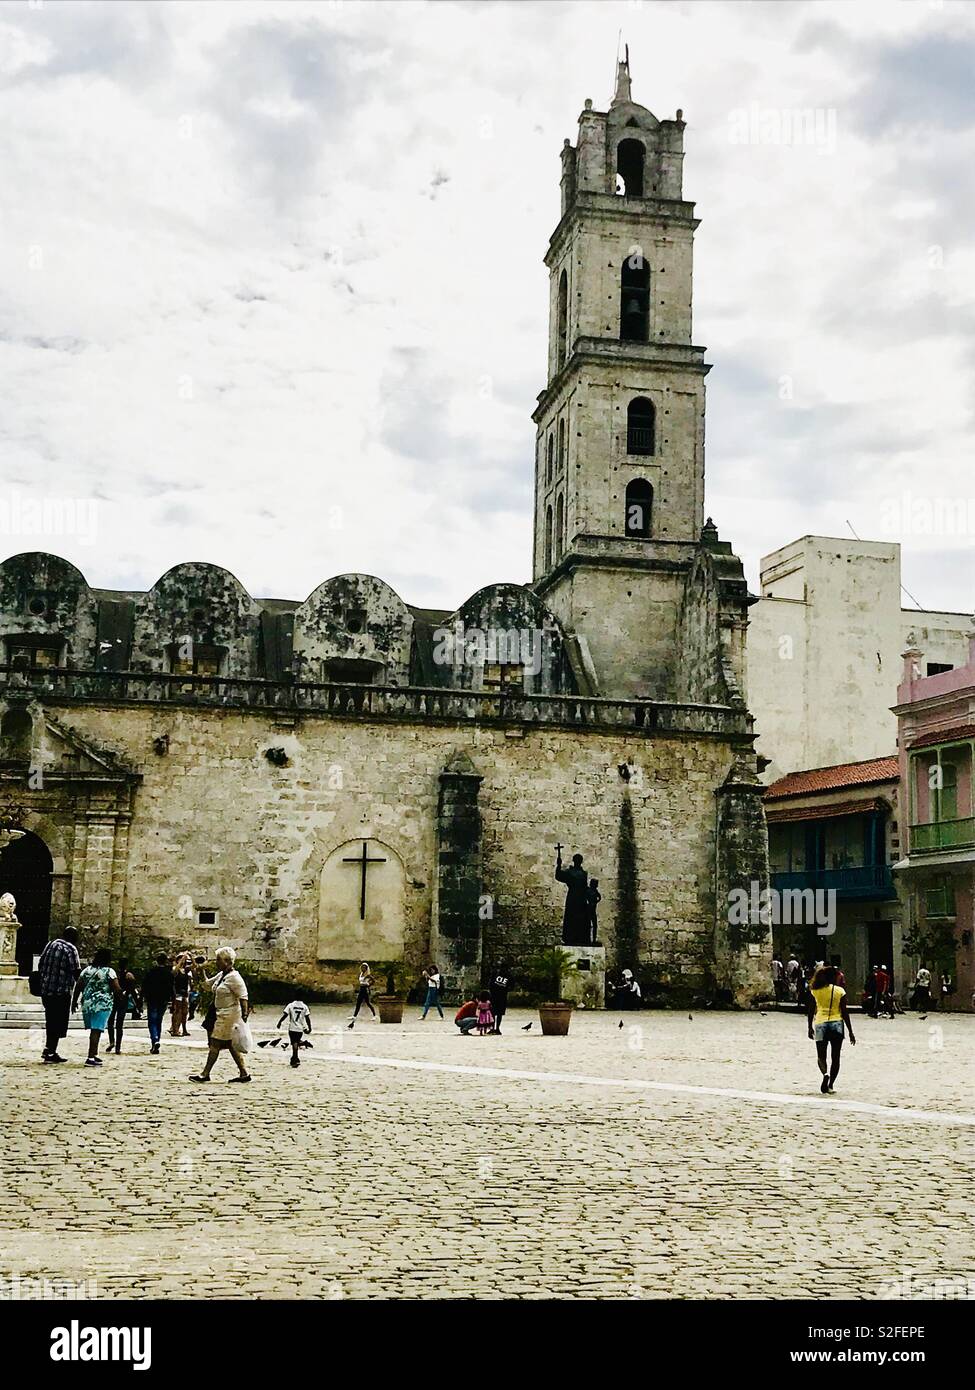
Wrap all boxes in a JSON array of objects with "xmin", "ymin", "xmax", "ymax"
[{"xmin": 555, "ymin": 848, "xmax": 590, "ymax": 946}]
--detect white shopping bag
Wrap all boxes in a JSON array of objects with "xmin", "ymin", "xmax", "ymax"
[{"xmin": 231, "ymin": 1018, "xmax": 254, "ymax": 1053}]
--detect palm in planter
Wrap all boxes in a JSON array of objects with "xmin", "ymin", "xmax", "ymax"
[
  {"xmin": 376, "ymin": 961, "xmax": 405, "ymax": 1024},
  {"xmin": 531, "ymin": 946, "xmax": 576, "ymax": 1035}
]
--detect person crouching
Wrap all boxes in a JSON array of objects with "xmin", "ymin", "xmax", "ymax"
[{"xmin": 454, "ymin": 996, "xmax": 478, "ymax": 1035}]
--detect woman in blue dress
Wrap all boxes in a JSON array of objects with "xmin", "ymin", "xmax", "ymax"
[{"xmin": 72, "ymin": 948, "xmax": 122, "ymax": 1067}]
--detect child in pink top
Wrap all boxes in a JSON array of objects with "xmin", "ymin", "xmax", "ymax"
[{"xmin": 475, "ymin": 991, "xmax": 495, "ymax": 1035}]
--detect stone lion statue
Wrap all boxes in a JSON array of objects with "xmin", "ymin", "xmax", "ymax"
[{"xmin": 0, "ymin": 893, "xmax": 17, "ymax": 922}]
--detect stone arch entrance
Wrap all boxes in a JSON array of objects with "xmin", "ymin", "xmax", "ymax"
[
  {"xmin": 318, "ymin": 838, "xmax": 405, "ymax": 962},
  {"xmin": 0, "ymin": 830, "xmax": 53, "ymax": 974}
]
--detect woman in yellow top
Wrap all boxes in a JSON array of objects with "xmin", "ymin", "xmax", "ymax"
[{"xmin": 805, "ymin": 964, "xmax": 856, "ymax": 1093}]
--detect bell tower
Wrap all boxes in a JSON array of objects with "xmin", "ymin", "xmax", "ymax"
[{"xmin": 532, "ymin": 53, "xmax": 711, "ymax": 700}]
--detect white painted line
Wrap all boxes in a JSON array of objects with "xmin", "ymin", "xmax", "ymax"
[{"xmin": 178, "ymin": 1039, "xmax": 975, "ymax": 1130}]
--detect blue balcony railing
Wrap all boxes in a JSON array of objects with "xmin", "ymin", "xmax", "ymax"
[{"xmin": 771, "ymin": 865, "xmax": 895, "ymax": 900}]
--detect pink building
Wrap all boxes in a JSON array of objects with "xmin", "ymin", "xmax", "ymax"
[{"xmin": 893, "ymin": 628, "xmax": 975, "ymax": 1011}]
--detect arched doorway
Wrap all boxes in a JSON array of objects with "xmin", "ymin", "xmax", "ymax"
[{"xmin": 0, "ymin": 831, "xmax": 53, "ymax": 974}]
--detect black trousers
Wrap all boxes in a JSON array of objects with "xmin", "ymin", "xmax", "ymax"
[
  {"xmin": 107, "ymin": 1001, "xmax": 126, "ymax": 1049},
  {"xmin": 42, "ymin": 993, "xmax": 71, "ymax": 1055},
  {"xmin": 353, "ymin": 986, "xmax": 375, "ymax": 1017}
]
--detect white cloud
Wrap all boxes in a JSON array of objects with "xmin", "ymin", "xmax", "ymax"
[{"xmin": 0, "ymin": 0, "xmax": 972, "ymax": 614}]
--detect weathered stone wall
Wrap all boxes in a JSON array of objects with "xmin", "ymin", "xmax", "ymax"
[
  {"xmin": 714, "ymin": 749, "xmax": 773, "ymax": 1001},
  {"xmin": 130, "ymin": 562, "xmax": 262, "ymax": 678},
  {"xmin": 534, "ymin": 361, "xmax": 705, "ymax": 566},
  {"xmin": 676, "ymin": 546, "xmax": 724, "ymax": 706},
  {"xmin": 44, "ymin": 701, "xmax": 741, "ymax": 999},
  {"xmin": 293, "ymin": 574, "xmax": 413, "ymax": 686},
  {"xmin": 0, "ymin": 554, "xmax": 98, "ymax": 668},
  {"xmin": 439, "ymin": 584, "xmax": 570, "ymax": 695},
  {"xmin": 540, "ymin": 561, "xmax": 688, "ymax": 701}
]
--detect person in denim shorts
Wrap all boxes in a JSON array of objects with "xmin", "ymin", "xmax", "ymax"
[{"xmin": 806, "ymin": 964, "xmax": 856, "ymax": 1094}]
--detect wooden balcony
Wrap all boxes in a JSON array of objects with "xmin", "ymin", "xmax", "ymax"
[
  {"xmin": 771, "ymin": 865, "xmax": 895, "ymax": 901},
  {"xmin": 910, "ymin": 817, "xmax": 975, "ymax": 853}
]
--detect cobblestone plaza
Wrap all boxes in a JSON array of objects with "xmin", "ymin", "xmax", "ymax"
[{"xmin": 2, "ymin": 1007, "xmax": 973, "ymax": 1301}]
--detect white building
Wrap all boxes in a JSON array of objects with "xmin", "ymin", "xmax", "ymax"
[{"xmin": 748, "ymin": 536, "xmax": 971, "ymax": 783}]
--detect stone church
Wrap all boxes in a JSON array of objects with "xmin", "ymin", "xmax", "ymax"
[{"xmin": 0, "ymin": 58, "xmax": 770, "ymax": 1006}]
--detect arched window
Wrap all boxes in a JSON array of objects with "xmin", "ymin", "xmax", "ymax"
[
  {"xmin": 626, "ymin": 397, "xmax": 655, "ymax": 455},
  {"xmin": 620, "ymin": 254, "xmax": 650, "ymax": 342},
  {"xmin": 557, "ymin": 269, "xmax": 568, "ymax": 364},
  {"xmin": 625, "ymin": 479, "xmax": 653, "ymax": 538},
  {"xmin": 616, "ymin": 139, "xmax": 645, "ymax": 198},
  {"xmin": 544, "ymin": 505, "xmax": 553, "ymax": 570},
  {"xmin": 555, "ymin": 494, "xmax": 565, "ymax": 560},
  {"xmin": 557, "ymin": 418, "xmax": 565, "ymax": 471},
  {"xmin": 546, "ymin": 434, "xmax": 554, "ymax": 485}
]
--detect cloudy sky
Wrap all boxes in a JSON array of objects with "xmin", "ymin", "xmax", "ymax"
[{"xmin": 1, "ymin": 0, "xmax": 973, "ymax": 613}]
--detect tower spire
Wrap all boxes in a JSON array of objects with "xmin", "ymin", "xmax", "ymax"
[{"xmin": 613, "ymin": 43, "xmax": 632, "ymax": 105}]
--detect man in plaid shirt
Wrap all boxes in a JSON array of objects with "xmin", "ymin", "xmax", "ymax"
[{"xmin": 37, "ymin": 927, "xmax": 81, "ymax": 1063}]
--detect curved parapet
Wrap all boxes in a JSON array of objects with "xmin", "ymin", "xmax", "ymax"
[
  {"xmin": 434, "ymin": 582, "xmax": 574, "ymax": 695},
  {"xmin": 131, "ymin": 561, "xmax": 262, "ymax": 678},
  {"xmin": 0, "ymin": 552, "xmax": 97, "ymax": 669},
  {"xmin": 293, "ymin": 574, "xmax": 413, "ymax": 686}
]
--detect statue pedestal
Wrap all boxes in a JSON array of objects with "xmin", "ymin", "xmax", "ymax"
[
  {"xmin": 0, "ymin": 915, "xmax": 31, "ymax": 1003},
  {"xmin": 0, "ymin": 917, "xmax": 20, "ymax": 976},
  {"xmin": 559, "ymin": 944, "xmax": 606, "ymax": 1008},
  {"xmin": 0, "ymin": 975, "xmax": 32, "ymax": 1005}
]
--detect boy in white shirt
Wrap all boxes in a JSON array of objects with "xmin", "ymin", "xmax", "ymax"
[{"xmin": 277, "ymin": 994, "xmax": 312, "ymax": 1068}]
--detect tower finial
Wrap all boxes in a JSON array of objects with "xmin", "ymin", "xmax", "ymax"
[{"xmin": 613, "ymin": 43, "xmax": 632, "ymax": 105}]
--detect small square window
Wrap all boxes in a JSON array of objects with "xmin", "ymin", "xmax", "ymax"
[
  {"xmin": 7, "ymin": 641, "xmax": 62, "ymax": 669},
  {"xmin": 925, "ymin": 879, "xmax": 955, "ymax": 918},
  {"xmin": 197, "ymin": 908, "xmax": 219, "ymax": 928},
  {"xmin": 168, "ymin": 643, "xmax": 224, "ymax": 678},
  {"xmin": 483, "ymin": 663, "xmax": 524, "ymax": 694}
]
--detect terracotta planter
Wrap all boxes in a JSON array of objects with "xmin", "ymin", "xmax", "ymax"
[
  {"xmin": 376, "ymin": 995, "xmax": 405, "ymax": 1024},
  {"xmin": 538, "ymin": 1001, "xmax": 574, "ymax": 1036}
]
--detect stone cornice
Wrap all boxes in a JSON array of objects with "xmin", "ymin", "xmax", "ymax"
[
  {"xmin": 546, "ymin": 192, "xmax": 700, "ymax": 266},
  {"xmin": 534, "ymin": 339, "xmax": 709, "ymax": 418}
]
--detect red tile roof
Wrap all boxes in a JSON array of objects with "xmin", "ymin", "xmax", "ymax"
[
  {"xmin": 765, "ymin": 756, "xmax": 900, "ymax": 801},
  {"xmin": 765, "ymin": 795, "xmax": 890, "ymax": 823}
]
